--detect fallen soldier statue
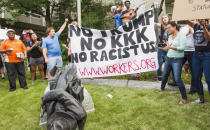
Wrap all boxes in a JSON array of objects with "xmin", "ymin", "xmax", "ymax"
[{"xmin": 40, "ymin": 63, "xmax": 90, "ymax": 130}]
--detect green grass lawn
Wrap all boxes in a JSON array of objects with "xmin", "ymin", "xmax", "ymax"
[{"xmin": 0, "ymin": 72, "xmax": 210, "ymax": 130}]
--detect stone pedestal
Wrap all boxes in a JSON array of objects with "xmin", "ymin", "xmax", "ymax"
[{"xmin": 82, "ymin": 88, "xmax": 95, "ymax": 113}]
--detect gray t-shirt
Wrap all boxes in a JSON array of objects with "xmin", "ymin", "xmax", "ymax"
[{"xmin": 185, "ymin": 34, "xmax": 195, "ymax": 52}]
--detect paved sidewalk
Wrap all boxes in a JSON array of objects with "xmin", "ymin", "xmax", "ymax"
[{"xmin": 82, "ymin": 79, "xmax": 208, "ymax": 91}]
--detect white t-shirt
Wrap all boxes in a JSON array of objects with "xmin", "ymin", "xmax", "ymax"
[{"xmin": 185, "ymin": 34, "xmax": 195, "ymax": 52}]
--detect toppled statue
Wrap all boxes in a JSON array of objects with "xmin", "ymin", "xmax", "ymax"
[{"xmin": 41, "ymin": 63, "xmax": 91, "ymax": 130}]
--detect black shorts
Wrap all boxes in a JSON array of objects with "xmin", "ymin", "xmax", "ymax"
[{"xmin": 0, "ymin": 57, "xmax": 3, "ymax": 68}]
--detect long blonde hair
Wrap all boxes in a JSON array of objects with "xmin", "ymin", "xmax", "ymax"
[{"xmin": 161, "ymin": 14, "xmax": 171, "ymax": 30}]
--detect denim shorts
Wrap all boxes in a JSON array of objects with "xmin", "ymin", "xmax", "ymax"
[{"xmin": 47, "ymin": 56, "xmax": 63, "ymax": 73}]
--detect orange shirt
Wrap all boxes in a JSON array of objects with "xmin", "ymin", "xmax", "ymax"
[{"xmin": 0, "ymin": 39, "xmax": 26, "ymax": 63}]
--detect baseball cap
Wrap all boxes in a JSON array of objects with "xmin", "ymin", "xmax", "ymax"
[
  {"xmin": 124, "ymin": 0, "xmax": 130, "ymax": 3},
  {"xmin": 7, "ymin": 29, "xmax": 16, "ymax": 33}
]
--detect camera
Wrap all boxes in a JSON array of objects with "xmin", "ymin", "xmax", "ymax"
[{"xmin": 157, "ymin": 43, "xmax": 167, "ymax": 47}]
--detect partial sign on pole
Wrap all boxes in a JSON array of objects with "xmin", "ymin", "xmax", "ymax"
[{"xmin": 172, "ymin": 0, "xmax": 210, "ymax": 21}]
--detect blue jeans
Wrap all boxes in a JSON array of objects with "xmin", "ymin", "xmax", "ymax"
[
  {"xmin": 192, "ymin": 52, "xmax": 210, "ymax": 95},
  {"xmin": 157, "ymin": 49, "xmax": 167, "ymax": 78},
  {"xmin": 47, "ymin": 56, "xmax": 63, "ymax": 73},
  {"xmin": 161, "ymin": 57, "xmax": 187, "ymax": 99}
]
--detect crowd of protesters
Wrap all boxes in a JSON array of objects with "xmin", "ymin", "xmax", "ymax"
[
  {"xmin": 0, "ymin": 18, "xmax": 69, "ymax": 92},
  {"xmin": 156, "ymin": 16, "xmax": 210, "ymax": 104},
  {"xmin": 0, "ymin": 0, "xmax": 210, "ymax": 105},
  {"xmin": 111, "ymin": 0, "xmax": 210, "ymax": 104}
]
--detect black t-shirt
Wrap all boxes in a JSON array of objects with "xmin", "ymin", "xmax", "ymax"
[
  {"xmin": 159, "ymin": 25, "xmax": 169, "ymax": 43},
  {"xmin": 26, "ymin": 41, "xmax": 43, "ymax": 58},
  {"xmin": 193, "ymin": 24, "xmax": 210, "ymax": 52}
]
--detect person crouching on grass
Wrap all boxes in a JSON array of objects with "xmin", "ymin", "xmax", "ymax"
[
  {"xmin": 158, "ymin": 22, "xmax": 188, "ymax": 104},
  {"xmin": 0, "ymin": 29, "xmax": 28, "ymax": 92},
  {"xmin": 26, "ymin": 33, "xmax": 45, "ymax": 84}
]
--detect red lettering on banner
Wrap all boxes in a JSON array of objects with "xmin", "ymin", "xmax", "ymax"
[
  {"xmin": 141, "ymin": 59, "xmax": 147, "ymax": 69},
  {"xmin": 109, "ymin": 65, "xmax": 115, "ymax": 73},
  {"xmin": 128, "ymin": 61, "xmax": 136, "ymax": 72},
  {"xmin": 99, "ymin": 67, "xmax": 109, "ymax": 75},
  {"xmin": 91, "ymin": 67, "xmax": 100, "ymax": 75},
  {"xmin": 119, "ymin": 63, "xmax": 127, "ymax": 73},
  {"xmin": 113, "ymin": 64, "xmax": 120, "ymax": 74},
  {"xmin": 150, "ymin": 58, "xmax": 157, "ymax": 69},
  {"xmin": 133, "ymin": 60, "xmax": 140, "ymax": 70},
  {"xmin": 79, "ymin": 67, "xmax": 92, "ymax": 76},
  {"xmin": 79, "ymin": 57, "xmax": 157, "ymax": 77}
]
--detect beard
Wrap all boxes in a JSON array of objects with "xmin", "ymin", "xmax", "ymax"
[{"xmin": 9, "ymin": 37, "xmax": 15, "ymax": 40}]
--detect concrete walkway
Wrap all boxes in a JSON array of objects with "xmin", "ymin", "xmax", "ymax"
[{"xmin": 82, "ymin": 79, "xmax": 208, "ymax": 91}]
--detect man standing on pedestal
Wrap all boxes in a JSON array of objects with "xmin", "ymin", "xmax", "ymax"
[{"xmin": 42, "ymin": 18, "xmax": 69, "ymax": 78}]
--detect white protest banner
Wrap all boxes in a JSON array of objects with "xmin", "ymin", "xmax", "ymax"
[
  {"xmin": 172, "ymin": 0, "xmax": 210, "ymax": 21},
  {"xmin": 69, "ymin": 9, "xmax": 158, "ymax": 78}
]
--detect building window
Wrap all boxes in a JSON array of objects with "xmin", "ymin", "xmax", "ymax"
[
  {"xmin": 165, "ymin": 0, "xmax": 174, "ymax": 17},
  {"xmin": 31, "ymin": 13, "xmax": 41, "ymax": 18}
]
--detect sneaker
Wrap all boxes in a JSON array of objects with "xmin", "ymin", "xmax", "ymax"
[
  {"xmin": 9, "ymin": 89, "xmax": 16, "ymax": 92},
  {"xmin": 179, "ymin": 99, "xmax": 187, "ymax": 104},
  {"xmin": 156, "ymin": 89, "xmax": 164, "ymax": 93},
  {"xmin": 189, "ymin": 90, "xmax": 197, "ymax": 95},
  {"xmin": 157, "ymin": 77, "xmax": 162, "ymax": 81},
  {"xmin": 22, "ymin": 86, "xmax": 28, "ymax": 90},
  {"xmin": 168, "ymin": 82, "xmax": 178, "ymax": 87},
  {"xmin": 192, "ymin": 99, "xmax": 204, "ymax": 104}
]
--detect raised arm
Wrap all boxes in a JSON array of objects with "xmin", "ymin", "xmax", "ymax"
[
  {"xmin": 26, "ymin": 43, "xmax": 36, "ymax": 52},
  {"xmin": 186, "ymin": 20, "xmax": 195, "ymax": 28},
  {"xmin": 203, "ymin": 26, "xmax": 210, "ymax": 42},
  {"xmin": 112, "ymin": 10, "xmax": 116, "ymax": 19},
  {"xmin": 155, "ymin": 23, "xmax": 161, "ymax": 29},
  {"xmin": 58, "ymin": 18, "xmax": 69, "ymax": 35}
]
